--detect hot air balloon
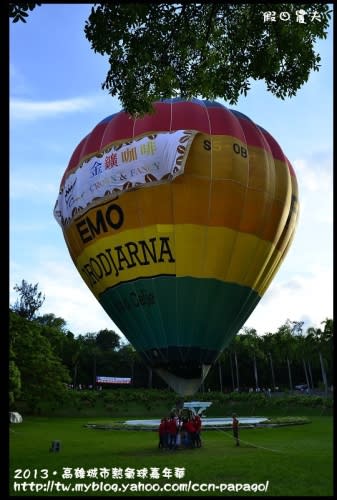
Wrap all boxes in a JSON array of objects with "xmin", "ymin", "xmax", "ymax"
[{"xmin": 54, "ymin": 98, "xmax": 299, "ymax": 395}]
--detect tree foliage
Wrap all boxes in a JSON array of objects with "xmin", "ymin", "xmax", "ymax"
[
  {"xmin": 8, "ymin": 280, "xmax": 333, "ymax": 409},
  {"xmin": 96, "ymin": 329, "xmax": 121, "ymax": 351},
  {"xmin": 9, "ymin": 306, "xmax": 333, "ymax": 410},
  {"xmin": 9, "ymin": 311, "xmax": 71, "ymax": 411},
  {"xmin": 36, "ymin": 313, "xmax": 67, "ymax": 331},
  {"xmin": 9, "ymin": 358, "xmax": 21, "ymax": 408},
  {"xmin": 9, "ymin": 3, "xmax": 41, "ymax": 23},
  {"xmin": 84, "ymin": 3, "xmax": 332, "ymax": 115},
  {"xmin": 9, "ymin": 3, "xmax": 331, "ymax": 115},
  {"xmin": 12, "ymin": 280, "xmax": 45, "ymax": 320}
]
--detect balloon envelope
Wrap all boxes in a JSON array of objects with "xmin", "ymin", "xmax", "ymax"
[{"xmin": 54, "ymin": 98, "xmax": 299, "ymax": 395}]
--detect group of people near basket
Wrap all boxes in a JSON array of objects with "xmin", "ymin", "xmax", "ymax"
[{"xmin": 158, "ymin": 411, "xmax": 202, "ymax": 450}]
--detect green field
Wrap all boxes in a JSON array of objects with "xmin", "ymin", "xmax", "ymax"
[{"xmin": 9, "ymin": 415, "xmax": 333, "ymax": 496}]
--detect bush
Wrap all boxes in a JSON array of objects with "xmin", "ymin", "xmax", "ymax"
[{"xmin": 17, "ymin": 387, "xmax": 333, "ymax": 416}]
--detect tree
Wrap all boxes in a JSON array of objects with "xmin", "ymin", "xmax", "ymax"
[
  {"xmin": 301, "ymin": 338, "xmax": 311, "ymax": 389},
  {"xmin": 273, "ymin": 321, "xmax": 296, "ymax": 391},
  {"xmin": 35, "ymin": 314, "xmax": 81, "ymax": 383},
  {"xmin": 262, "ymin": 333, "xmax": 277, "ymax": 390},
  {"xmin": 320, "ymin": 318, "xmax": 333, "ymax": 393},
  {"xmin": 9, "ymin": 357, "xmax": 21, "ymax": 408},
  {"xmin": 306, "ymin": 320, "xmax": 333, "ymax": 396},
  {"xmin": 9, "ymin": 311, "xmax": 70, "ymax": 411},
  {"xmin": 9, "ymin": 3, "xmax": 41, "ymax": 23},
  {"xmin": 304, "ymin": 333, "xmax": 316, "ymax": 389},
  {"xmin": 84, "ymin": 3, "xmax": 331, "ymax": 115},
  {"xmin": 36, "ymin": 313, "xmax": 67, "ymax": 331},
  {"xmin": 321, "ymin": 318, "xmax": 333, "ymax": 346},
  {"xmin": 118, "ymin": 344, "xmax": 138, "ymax": 383},
  {"xmin": 289, "ymin": 321, "xmax": 312, "ymax": 390},
  {"xmin": 12, "ymin": 280, "xmax": 45, "ymax": 320},
  {"xmin": 10, "ymin": 4, "xmax": 331, "ymax": 116},
  {"xmin": 241, "ymin": 328, "xmax": 266, "ymax": 390},
  {"xmin": 76, "ymin": 333, "xmax": 99, "ymax": 387},
  {"xmin": 95, "ymin": 329, "xmax": 121, "ymax": 351},
  {"xmin": 226, "ymin": 334, "xmax": 248, "ymax": 391}
]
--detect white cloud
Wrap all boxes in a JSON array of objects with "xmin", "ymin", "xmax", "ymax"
[
  {"xmin": 41, "ymin": 273, "xmax": 122, "ymax": 338},
  {"xmin": 11, "ymin": 244, "xmax": 332, "ymax": 342},
  {"xmin": 10, "ymin": 96, "xmax": 96, "ymax": 121},
  {"xmin": 10, "ymin": 250, "xmax": 127, "ymax": 341},
  {"xmin": 293, "ymin": 156, "xmax": 332, "ymax": 193},
  {"xmin": 245, "ymin": 266, "xmax": 333, "ymax": 334},
  {"xmin": 10, "ymin": 220, "xmax": 55, "ymax": 234},
  {"xmin": 10, "ymin": 63, "xmax": 31, "ymax": 96},
  {"xmin": 10, "ymin": 91, "xmax": 122, "ymax": 122},
  {"xmin": 10, "ymin": 146, "xmax": 333, "ymax": 342},
  {"xmin": 10, "ymin": 174, "xmax": 58, "ymax": 201},
  {"xmin": 292, "ymin": 152, "xmax": 333, "ymax": 234},
  {"xmin": 244, "ymin": 151, "xmax": 333, "ymax": 335}
]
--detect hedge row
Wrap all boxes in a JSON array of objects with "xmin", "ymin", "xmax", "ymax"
[{"xmin": 63, "ymin": 389, "xmax": 333, "ymax": 409}]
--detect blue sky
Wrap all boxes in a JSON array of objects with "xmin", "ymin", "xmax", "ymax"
[{"xmin": 10, "ymin": 4, "xmax": 333, "ymax": 340}]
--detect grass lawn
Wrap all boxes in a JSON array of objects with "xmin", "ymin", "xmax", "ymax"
[{"xmin": 9, "ymin": 415, "xmax": 333, "ymax": 496}]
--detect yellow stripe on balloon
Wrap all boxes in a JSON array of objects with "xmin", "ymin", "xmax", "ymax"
[
  {"xmin": 74, "ymin": 223, "xmax": 281, "ymax": 297},
  {"xmin": 65, "ymin": 167, "xmax": 292, "ymax": 259}
]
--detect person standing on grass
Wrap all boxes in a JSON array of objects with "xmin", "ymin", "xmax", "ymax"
[
  {"xmin": 167, "ymin": 415, "xmax": 178, "ymax": 450},
  {"xmin": 185, "ymin": 418, "xmax": 197, "ymax": 448},
  {"xmin": 158, "ymin": 418, "xmax": 168, "ymax": 449},
  {"xmin": 193, "ymin": 414, "xmax": 202, "ymax": 447},
  {"xmin": 232, "ymin": 413, "xmax": 240, "ymax": 446}
]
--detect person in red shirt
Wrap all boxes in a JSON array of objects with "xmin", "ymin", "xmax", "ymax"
[
  {"xmin": 193, "ymin": 414, "xmax": 202, "ymax": 448},
  {"xmin": 158, "ymin": 418, "xmax": 168, "ymax": 449},
  {"xmin": 185, "ymin": 418, "xmax": 197, "ymax": 448},
  {"xmin": 167, "ymin": 416, "xmax": 178, "ymax": 449},
  {"xmin": 232, "ymin": 413, "xmax": 239, "ymax": 446},
  {"xmin": 180, "ymin": 418, "xmax": 189, "ymax": 447}
]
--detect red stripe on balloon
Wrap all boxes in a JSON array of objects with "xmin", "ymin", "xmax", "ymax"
[{"xmin": 61, "ymin": 100, "xmax": 296, "ymax": 186}]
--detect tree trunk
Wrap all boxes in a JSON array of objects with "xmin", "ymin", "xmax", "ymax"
[
  {"xmin": 234, "ymin": 351, "xmax": 240, "ymax": 391},
  {"xmin": 269, "ymin": 352, "xmax": 276, "ymax": 390},
  {"xmin": 73, "ymin": 363, "xmax": 78, "ymax": 388},
  {"xmin": 130, "ymin": 361, "xmax": 135, "ymax": 386},
  {"xmin": 147, "ymin": 366, "xmax": 152, "ymax": 389},
  {"xmin": 218, "ymin": 360, "xmax": 223, "ymax": 392},
  {"xmin": 308, "ymin": 361, "xmax": 314, "ymax": 389},
  {"xmin": 287, "ymin": 357, "xmax": 293, "ymax": 391},
  {"xmin": 319, "ymin": 351, "xmax": 328, "ymax": 397},
  {"xmin": 93, "ymin": 355, "xmax": 96, "ymax": 388},
  {"xmin": 229, "ymin": 353, "xmax": 235, "ymax": 392},
  {"xmin": 302, "ymin": 358, "xmax": 310, "ymax": 390},
  {"xmin": 253, "ymin": 352, "xmax": 259, "ymax": 389}
]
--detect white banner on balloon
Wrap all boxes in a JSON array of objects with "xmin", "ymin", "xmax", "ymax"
[{"xmin": 54, "ymin": 130, "xmax": 197, "ymax": 226}]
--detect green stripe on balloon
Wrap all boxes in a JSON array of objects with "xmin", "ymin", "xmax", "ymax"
[{"xmin": 99, "ymin": 276, "xmax": 261, "ymax": 354}]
